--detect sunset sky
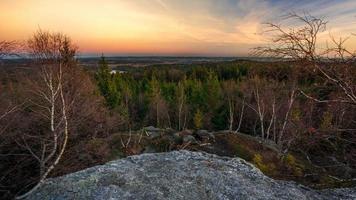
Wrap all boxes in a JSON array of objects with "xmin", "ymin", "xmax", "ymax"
[{"xmin": 1, "ymin": 0, "xmax": 356, "ymax": 56}]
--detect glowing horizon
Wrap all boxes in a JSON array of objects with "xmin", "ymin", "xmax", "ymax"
[{"xmin": 1, "ymin": 0, "xmax": 356, "ymax": 56}]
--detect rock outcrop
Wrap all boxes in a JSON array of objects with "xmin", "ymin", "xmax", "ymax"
[{"xmin": 26, "ymin": 151, "xmax": 355, "ymax": 200}]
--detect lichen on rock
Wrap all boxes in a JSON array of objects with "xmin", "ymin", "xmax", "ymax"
[{"xmin": 26, "ymin": 151, "xmax": 356, "ymax": 200}]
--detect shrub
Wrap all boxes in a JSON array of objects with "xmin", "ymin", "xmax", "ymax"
[
  {"xmin": 110, "ymin": 133, "xmax": 124, "ymax": 148},
  {"xmin": 253, "ymin": 154, "xmax": 276, "ymax": 175},
  {"xmin": 284, "ymin": 154, "xmax": 303, "ymax": 177},
  {"xmin": 233, "ymin": 143, "xmax": 253, "ymax": 161},
  {"xmin": 320, "ymin": 111, "xmax": 333, "ymax": 131},
  {"xmin": 152, "ymin": 137, "xmax": 172, "ymax": 152},
  {"xmin": 110, "ymin": 148, "xmax": 125, "ymax": 159},
  {"xmin": 86, "ymin": 138, "xmax": 110, "ymax": 162},
  {"xmin": 193, "ymin": 109, "xmax": 203, "ymax": 129}
]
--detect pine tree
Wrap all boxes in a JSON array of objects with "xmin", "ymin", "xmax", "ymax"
[
  {"xmin": 148, "ymin": 76, "xmax": 162, "ymax": 127},
  {"xmin": 205, "ymin": 70, "xmax": 222, "ymax": 110},
  {"xmin": 95, "ymin": 55, "xmax": 119, "ymax": 108}
]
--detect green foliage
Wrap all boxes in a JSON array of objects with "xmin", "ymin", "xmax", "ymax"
[
  {"xmin": 211, "ymin": 105, "xmax": 228, "ymax": 130},
  {"xmin": 205, "ymin": 71, "xmax": 222, "ymax": 107},
  {"xmin": 161, "ymin": 82, "xmax": 176, "ymax": 105},
  {"xmin": 95, "ymin": 56, "xmax": 120, "ymax": 109},
  {"xmin": 147, "ymin": 76, "xmax": 161, "ymax": 98},
  {"xmin": 186, "ymin": 79, "xmax": 206, "ymax": 111},
  {"xmin": 94, "ymin": 58, "xmax": 343, "ymax": 135},
  {"xmin": 94, "ymin": 58, "xmax": 254, "ymax": 130}
]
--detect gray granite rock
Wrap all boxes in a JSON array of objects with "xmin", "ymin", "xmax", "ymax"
[
  {"xmin": 144, "ymin": 126, "xmax": 161, "ymax": 132},
  {"xmin": 183, "ymin": 135, "xmax": 198, "ymax": 144},
  {"xmin": 144, "ymin": 126, "xmax": 162, "ymax": 139},
  {"xmin": 26, "ymin": 151, "xmax": 355, "ymax": 200}
]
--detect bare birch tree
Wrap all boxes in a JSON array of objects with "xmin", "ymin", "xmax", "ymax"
[
  {"xmin": 254, "ymin": 12, "xmax": 356, "ymax": 157},
  {"xmin": 235, "ymin": 97, "xmax": 245, "ymax": 133},
  {"xmin": 243, "ymin": 75, "xmax": 297, "ymax": 151},
  {"xmin": 222, "ymin": 80, "xmax": 237, "ymax": 131},
  {"xmin": 15, "ymin": 30, "xmax": 76, "ymax": 199},
  {"xmin": 244, "ymin": 76, "xmax": 268, "ymax": 139}
]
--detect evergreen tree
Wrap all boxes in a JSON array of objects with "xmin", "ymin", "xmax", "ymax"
[
  {"xmin": 205, "ymin": 70, "xmax": 222, "ymax": 110},
  {"xmin": 147, "ymin": 76, "xmax": 162, "ymax": 127},
  {"xmin": 95, "ymin": 55, "xmax": 119, "ymax": 108},
  {"xmin": 116, "ymin": 76, "xmax": 132, "ymax": 129}
]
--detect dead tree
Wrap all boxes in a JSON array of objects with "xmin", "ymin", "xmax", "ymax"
[
  {"xmin": 254, "ymin": 12, "xmax": 356, "ymax": 105},
  {"xmin": 254, "ymin": 13, "xmax": 326, "ymax": 61}
]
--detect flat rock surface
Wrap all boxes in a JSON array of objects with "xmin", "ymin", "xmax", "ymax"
[{"xmin": 26, "ymin": 151, "xmax": 356, "ymax": 200}]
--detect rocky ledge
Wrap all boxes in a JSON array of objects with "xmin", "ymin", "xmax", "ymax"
[{"xmin": 26, "ymin": 151, "xmax": 355, "ymax": 200}]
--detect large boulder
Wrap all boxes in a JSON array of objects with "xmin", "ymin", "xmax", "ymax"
[{"xmin": 26, "ymin": 151, "xmax": 355, "ymax": 200}]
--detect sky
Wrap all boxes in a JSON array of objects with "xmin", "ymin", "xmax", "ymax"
[{"xmin": 1, "ymin": 0, "xmax": 356, "ymax": 56}]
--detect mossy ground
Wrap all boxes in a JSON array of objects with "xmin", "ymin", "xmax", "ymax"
[{"xmin": 194, "ymin": 132, "xmax": 356, "ymax": 189}]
